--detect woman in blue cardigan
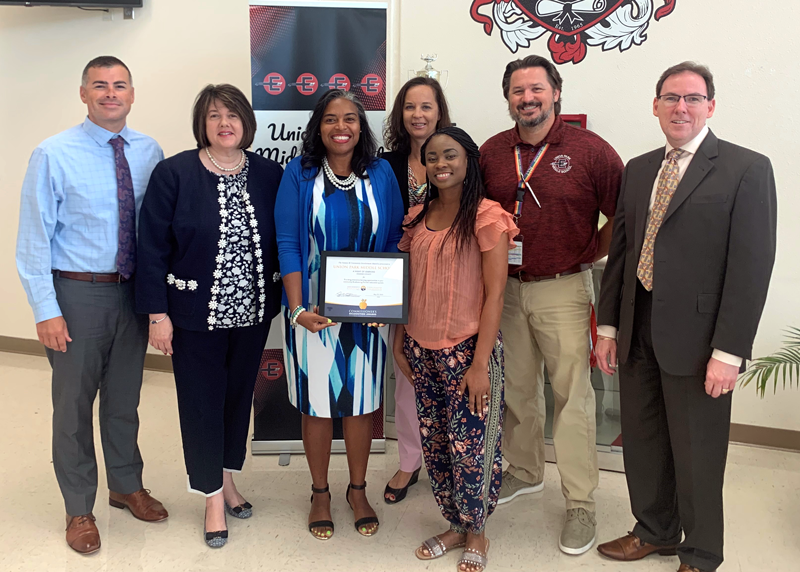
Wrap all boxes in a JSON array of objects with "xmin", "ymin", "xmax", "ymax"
[{"xmin": 275, "ymin": 90, "xmax": 403, "ymax": 541}]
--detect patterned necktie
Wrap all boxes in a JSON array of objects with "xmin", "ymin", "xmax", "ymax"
[
  {"xmin": 110, "ymin": 136, "xmax": 136, "ymax": 279},
  {"xmin": 636, "ymin": 148, "xmax": 686, "ymax": 291}
]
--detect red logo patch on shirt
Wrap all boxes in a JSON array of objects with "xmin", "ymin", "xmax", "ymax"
[{"xmin": 551, "ymin": 154, "xmax": 572, "ymax": 174}]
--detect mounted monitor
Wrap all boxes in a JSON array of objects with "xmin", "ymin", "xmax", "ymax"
[{"xmin": 0, "ymin": 1, "xmax": 143, "ymax": 7}]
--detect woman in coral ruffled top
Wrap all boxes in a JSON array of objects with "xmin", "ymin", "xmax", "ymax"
[{"xmin": 395, "ymin": 126, "xmax": 518, "ymax": 572}]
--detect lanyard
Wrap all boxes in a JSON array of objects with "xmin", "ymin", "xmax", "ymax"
[{"xmin": 513, "ymin": 143, "xmax": 549, "ymax": 221}]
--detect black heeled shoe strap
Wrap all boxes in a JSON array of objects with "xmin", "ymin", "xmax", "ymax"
[
  {"xmin": 308, "ymin": 520, "xmax": 335, "ymax": 531},
  {"xmin": 354, "ymin": 516, "xmax": 379, "ymax": 530}
]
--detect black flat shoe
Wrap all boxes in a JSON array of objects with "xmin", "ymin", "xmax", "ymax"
[
  {"xmin": 383, "ymin": 467, "xmax": 421, "ymax": 504},
  {"xmin": 204, "ymin": 508, "xmax": 228, "ymax": 548},
  {"xmin": 225, "ymin": 501, "xmax": 253, "ymax": 519},
  {"xmin": 308, "ymin": 485, "xmax": 334, "ymax": 541},
  {"xmin": 346, "ymin": 482, "xmax": 379, "ymax": 536}
]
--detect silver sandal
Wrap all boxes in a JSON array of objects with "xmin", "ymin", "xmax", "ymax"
[
  {"xmin": 415, "ymin": 535, "xmax": 466, "ymax": 560},
  {"xmin": 457, "ymin": 539, "xmax": 490, "ymax": 572}
]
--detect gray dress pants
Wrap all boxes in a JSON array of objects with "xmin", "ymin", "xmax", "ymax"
[{"xmin": 47, "ymin": 275, "xmax": 148, "ymax": 516}]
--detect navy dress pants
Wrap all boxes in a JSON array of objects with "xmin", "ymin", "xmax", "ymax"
[{"xmin": 171, "ymin": 321, "xmax": 270, "ymax": 495}]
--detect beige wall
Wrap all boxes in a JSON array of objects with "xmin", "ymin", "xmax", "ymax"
[{"xmin": 1, "ymin": 0, "xmax": 798, "ymax": 429}]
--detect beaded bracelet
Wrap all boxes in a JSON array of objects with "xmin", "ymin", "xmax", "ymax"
[{"xmin": 290, "ymin": 306, "xmax": 306, "ymax": 328}]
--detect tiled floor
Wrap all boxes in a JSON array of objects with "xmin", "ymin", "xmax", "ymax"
[{"xmin": 1, "ymin": 351, "xmax": 799, "ymax": 571}]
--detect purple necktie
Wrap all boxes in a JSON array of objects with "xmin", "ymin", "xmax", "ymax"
[{"xmin": 110, "ymin": 136, "xmax": 136, "ymax": 279}]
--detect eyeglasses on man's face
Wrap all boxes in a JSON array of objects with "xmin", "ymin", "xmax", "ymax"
[{"xmin": 657, "ymin": 94, "xmax": 709, "ymax": 107}]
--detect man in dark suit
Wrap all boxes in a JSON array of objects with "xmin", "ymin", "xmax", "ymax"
[{"xmin": 594, "ymin": 62, "xmax": 777, "ymax": 572}]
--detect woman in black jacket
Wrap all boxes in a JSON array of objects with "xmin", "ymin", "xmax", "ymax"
[
  {"xmin": 380, "ymin": 77, "xmax": 452, "ymax": 504},
  {"xmin": 136, "ymin": 84, "xmax": 283, "ymax": 548}
]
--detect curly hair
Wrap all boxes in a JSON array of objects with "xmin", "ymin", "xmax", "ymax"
[
  {"xmin": 300, "ymin": 90, "xmax": 378, "ymax": 178},
  {"xmin": 404, "ymin": 126, "xmax": 486, "ymax": 253},
  {"xmin": 383, "ymin": 77, "xmax": 452, "ymax": 156}
]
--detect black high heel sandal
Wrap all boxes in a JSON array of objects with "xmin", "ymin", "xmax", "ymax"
[
  {"xmin": 383, "ymin": 467, "xmax": 421, "ymax": 504},
  {"xmin": 308, "ymin": 485, "xmax": 334, "ymax": 541},
  {"xmin": 346, "ymin": 482, "xmax": 379, "ymax": 536}
]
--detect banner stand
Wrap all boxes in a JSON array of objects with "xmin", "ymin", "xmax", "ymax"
[{"xmin": 249, "ymin": 1, "xmax": 389, "ymax": 458}]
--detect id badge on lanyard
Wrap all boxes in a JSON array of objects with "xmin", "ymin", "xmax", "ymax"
[
  {"xmin": 509, "ymin": 143, "xmax": 549, "ymax": 265},
  {"xmin": 508, "ymin": 239, "xmax": 524, "ymax": 265}
]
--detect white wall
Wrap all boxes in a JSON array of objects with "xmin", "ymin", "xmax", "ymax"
[{"xmin": 1, "ymin": 0, "xmax": 798, "ymax": 429}]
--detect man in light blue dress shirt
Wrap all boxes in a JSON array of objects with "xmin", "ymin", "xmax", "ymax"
[{"xmin": 16, "ymin": 56, "xmax": 169, "ymax": 554}]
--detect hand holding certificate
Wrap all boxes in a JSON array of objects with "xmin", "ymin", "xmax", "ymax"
[{"xmin": 318, "ymin": 252, "xmax": 409, "ymax": 324}]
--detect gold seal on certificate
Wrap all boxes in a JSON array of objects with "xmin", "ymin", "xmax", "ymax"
[{"xmin": 319, "ymin": 252, "xmax": 409, "ymax": 323}]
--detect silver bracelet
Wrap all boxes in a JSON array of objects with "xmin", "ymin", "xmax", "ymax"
[{"xmin": 149, "ymin": 315, "xmax": 168, "ymax": 325}]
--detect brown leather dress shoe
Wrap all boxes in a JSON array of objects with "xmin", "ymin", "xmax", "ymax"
[
  {"xmin": 597, "ymin": 532, "xmax": 677, "ymax": 561},
  {"xmin": 678, "ymin": 565, "xmax": 706, "ymax": 572},
  {"xmin": 66, "ymin": 513, "xmax": 100, "ymax": 555},
  {"xmin": 109, "ymin": 488, "xmax": 169, "ymax": 522}
]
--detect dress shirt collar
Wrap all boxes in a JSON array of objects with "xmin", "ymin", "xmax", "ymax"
[
  {"xmin": 506, "ymin": 114, "xmax": 566, "ymax": 148},
  {"xmin": 82, "ymin": 116, "xmax": 130, "ymax": 147},
  {"xmin": 664, "ymin": 125, "xmax": 708, "ymax": 158}
]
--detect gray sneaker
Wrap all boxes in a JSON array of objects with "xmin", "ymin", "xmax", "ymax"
[
  {"xmin": 559, "ymin": 508, "xmax": 597, "ymax": 555},
  {"xmin": 497, "ymin": 471, "xmax": 544, "ymax": 505}
]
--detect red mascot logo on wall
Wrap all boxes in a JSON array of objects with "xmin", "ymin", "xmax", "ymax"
[{"xmin": 470, "ymin": 0, "xmax": 677, "ymax": 64}]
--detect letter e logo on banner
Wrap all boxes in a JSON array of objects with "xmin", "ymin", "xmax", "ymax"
[
  {"xmin": 262, "ymin": 73, "xmax": 286, "ymax": 95},
  {"xmin": 262, "ymin": 360, "xmax": 284, "ymax": 380},
  {"xmin": 296, "ymin": 73, "xmax": 318, "ymax": 95},
  {"xmin": 360, "ymin": 74, "xmax": 383, "ymax": 95},
  {"xmin": 329, "ymin": 73, "xmax": 351, "ymax": 91}
]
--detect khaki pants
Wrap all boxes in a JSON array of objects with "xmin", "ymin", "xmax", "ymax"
[{"xmin": 502, "ymin": 271, "xmax": 598, "ymax": 511}]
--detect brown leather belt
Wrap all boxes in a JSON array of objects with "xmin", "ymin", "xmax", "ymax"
[
  {"xmin": 517, "ymin": 263, "xmax": 593, "ymax": 283},
  {"xmin": 53, "ymin": 270, "xmax": 127, "ymax": 283}
]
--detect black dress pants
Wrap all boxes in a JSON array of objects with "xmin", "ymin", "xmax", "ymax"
[
  {"xmin": 171, "ymin": 321, "xmax": 270, "ymax": 495},
  {"xmin": 619, "ymin": 282, "xmax": 732, "ymax": 572}
]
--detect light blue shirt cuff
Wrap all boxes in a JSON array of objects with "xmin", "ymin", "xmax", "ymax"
[{"xmin": 32, "ymin": 300, "xmax": 62, "ymax": 324}]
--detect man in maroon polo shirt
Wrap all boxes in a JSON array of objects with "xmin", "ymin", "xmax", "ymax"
[{"xmin": 480, "ymin": 54, "xmax": 623, "ymax": 555}]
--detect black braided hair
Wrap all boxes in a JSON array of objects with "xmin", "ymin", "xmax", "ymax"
[{"xmin": 404, "ymin": 126, "xmax": 486, "ymax": 253}]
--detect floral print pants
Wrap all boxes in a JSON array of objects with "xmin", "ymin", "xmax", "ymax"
[{"xmin": 404, "ymin": 333, "xmax": 504, "ymax": 534}]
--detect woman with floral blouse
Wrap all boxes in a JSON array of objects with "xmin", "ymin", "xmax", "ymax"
[{"xmin": 137, "ymin": 84, "xmax": 283, "ymax": 548}]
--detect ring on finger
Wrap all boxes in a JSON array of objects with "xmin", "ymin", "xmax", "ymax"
[{"xmin": 721, "ymin": 388, "xmax": 730, "ymax": 394}]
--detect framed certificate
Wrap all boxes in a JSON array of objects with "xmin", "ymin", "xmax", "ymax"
[{"xmin": 318, "ymin": 251, "xmax": 409, "ymax": 324}]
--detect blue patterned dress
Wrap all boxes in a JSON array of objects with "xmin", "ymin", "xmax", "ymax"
[{"xmin": 282, "ymin": 171, "xmax": 388, "ymax": 418}]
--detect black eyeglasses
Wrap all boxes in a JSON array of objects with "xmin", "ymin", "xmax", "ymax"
[{"xmin": 657, "ymin": 94, "xmax": 709, "ymax": 107}]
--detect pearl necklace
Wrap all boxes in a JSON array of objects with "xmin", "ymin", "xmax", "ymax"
[
  {"xmin": 322, "ymin": 157, "xmax": 358, "ymax": 191},
  {"xmin": 206, "ymin": 147, "xmax": 245, "ymax": 172}
]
